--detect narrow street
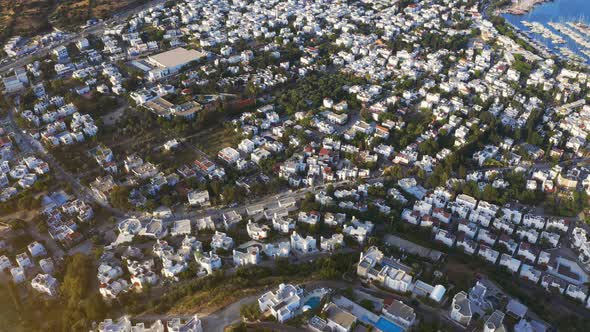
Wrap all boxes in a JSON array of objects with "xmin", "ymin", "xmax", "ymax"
[{"xmin": 7, "ymin": 107, "xmax": 127, "ymax": 217}]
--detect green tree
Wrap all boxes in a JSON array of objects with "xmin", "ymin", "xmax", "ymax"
[{"xmin": 109, "ymin": 186, "xmax": 132, "ymax": 210}]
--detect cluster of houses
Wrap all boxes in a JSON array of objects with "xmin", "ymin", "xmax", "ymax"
[
  {"xmin": 95, "ymin": 315, "xmax": 202, "ymax": 332},
  {"xmin": 3, "ymin": 31, "xmax": 70, "ymax": 60},
  {"xmin": 401, "ymin": 188, "xmax": 590, "ymax": 309},
  {"xmin": 258, "ymin": 275, "xmax": 423, "ymax": 331},
  {"xmin": 572, "ymin": 227, "xmax": 590, "ymax": 271},
  {"xmin": 18, "ymin": 96, "xmax": 99, "ymax": 147},
  {"xmin": 3, "ymin": 0, "xmax": 590, "ymax": 329},
  {"xmin": 29, "ymin": 34, "xmax": 130, "ymax": 95},
  {"xmin": 449, "ymin": 281, "xmax": 549, "ymax": 331},
  {"xmin": 0, "ymin": 240, "xmax": 59, "ymax": 297},
  {"xmin": 357, "ymin": 247, "xmax": 446, "ymax": 302},
  {"xmin": 41, "ymin": 191, "xmax": 94, "ymax": 247},
  {"xmin": 91, "ymin": 176, "xmax": 421, "ymax": 302},
  {"xmin": 0, "ymin": 149, "xmax": 50, "ymax": 201}
]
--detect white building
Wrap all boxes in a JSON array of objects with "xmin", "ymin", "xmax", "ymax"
[
  {"xmin": 263, "ymin": 242, "xmax": 291, "ymax": 258},
  {"xmin": 10, "ymin": 266, "xmax": 26, "ymax": 283},
  {"xmin": 145, "ymin": 47, "xmax": 207, "ymax": 81},
  {"xmin": 97, "ymin": 317, "xmax": 132, "ymax": 332},
  {"xmin": 211, "ymin": 231, "xmax": 234, "ymax": 251},
  {"xmin": 450, "ymin": 291, "xmax": 472, "ymax": 326},
  {"xmin": 167, "ymin": 315, "xmax": 203, "ymax": 332},
  {"xmin": 170, "ymin": 219, "xmax": 191, "ymax": 236},
  {"xmin": 233, "ymin": 247, "xmax": 260, "ymax": 266},
  {"xmin": 320, "ymin": 234, "xmax": 344, "ymax": 252},
  {"xmin": 31, "ymin": 273, "xmax": 59, "ymax": 296},
  {"xmin": 27, "ymin": 241, "xmax": 47, "ymax": 257},
  {"xmin": 499, "ymin": 254, "xmax": 521, "ymax": 273},
  {"xmin": 435, "ymin": 229, "xmax": 456, "ymax": 247},
  {"xmin": 246, "ymin": 221, "xmax": 270, "ymax": 240},
  {"xmin": 272, "ymin": 215, "xmax": 296, "ymax": 234},
  {"xmin": 565, "ymin": 284, "xmax": 588, "ymax": 302},
  {"xmin": 290, "ymin": 231, "xmax": 317, "ymax": 254},
  {"xmin": 16, "ymin": 253, "xmax": 33, "ymax": 269},
  {"xmin": 382, "ymin": 300, "xmax": 416, "ymax": 329},
  {"xmin": 196, "ymin": 216, "xmax": 215, "ymax": 231},
  {"xmin": 187, "ymin": 190, "xmax": 210, "ymax": 207},
  {"xmin": 258, "ymin": 283, "xmax": 303, "ymax": 323},
  {"xmin": 343, "ymin": 219, "xmax": 374, "ymax": 244},
  {"xmin": 195, "ymin": 251, "xmax": 222, "ymax": 275}
]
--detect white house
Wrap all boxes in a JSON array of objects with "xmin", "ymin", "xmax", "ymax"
[
  {"xmin": 519, "ymin": 264, "xmax": 541, "ymax": 284},
  {"xmin": 522, "ymin": 214, "xmax": 545, "ymax": 230},
  {"xmin": 0, "ymin": 255, "xmax": 12, "ymax": 272},
  {"xmin": 31, "ymin": 273, "xmax": 59, "ymax": 296},
  {"xmin": 272, "ymin": 215, "xmax": 296, "ymax": 234},
  {"xmin": 233, "ymin": 247, "xmax": 260, "ymax": 267},
  {"xmin": 435, "ymin": 229, "xmax": 455, "ymax": 247},
  {"xmin": 187, "ymin": 190, "xmax": 210, "ymax": 207},
  {"xmin": 457, "ymin": 235, "xmax": 477, "ymax": 255},
  {"xmin": 343, "ymin": 219, "xmax": 374, "ymax": 244},
  {"xmin": 298, "ymin": 211, "xmax": 321, "ymax": 225},
  {"xmin": 565, "ymin": 284, "xmax": 588, "ymax": 302},
  {"xmin": 166, "ymin": 315, "xmax": 203, "ymax": 332},
  {"xmin": 10, "ymin": 266, "xmax": 26, "ymax": 283},
  {"xmin": 195, "ymin": 251, "xmax": 222, "ymax": 275},
  {"xmin": 382, "ymin": 300, "xmax": 416, "ymax": 329},
  {"xmin": 246, "ymin": 221, "xmax": 270, "ymax": 240},
  {"xmin": 499, "ymin": 254, "xmax": 522, "ymax": 273},
  {"xmin": 450, "ymin": 291, "xmax": 472, "ymax": 326},
  {"xmin": 263, "ymin": 242, "xmax": 291, "ymax": 258},
  {"xmin": 210, "ymin": 231, "xmax": 234, "ymax": 251},
  {"xmin": 320, "ymin": 234, "xmax": 344, "ymax": 252},
  {"xmin": 16, "ymin": 253, "xmax": 33, "ymax": 269},
  {"xmin": 401, "ymin": 209, "xmax": 421, "ymax": 225},
  {"xmin": 196, "ymin": 216, "xmax": 215, "ymax": 231},
  {"xmin": 478, "ymin": 245, "xmax": 499, "ymax": 264},
  {"xmin": 258, "ymin": 283, "xmax": 303, "ymax": 323},
  {"xmin": 540, "ymin": 231, "xmax": 560, "ymax": 247},
  {"xmin": 27, "ymin": 241, "xmax": 47, "ymax": 257},
  {"xmin": 170, "ymin": 219, "xmax": 191, "ymax": 236},
  {"xmin": 541, "ymin": 274, "xmax": 567, "ymax": 294},
  {"xmin": 290, "ymin": 231, "xmax": 317, "ymax": 254}
]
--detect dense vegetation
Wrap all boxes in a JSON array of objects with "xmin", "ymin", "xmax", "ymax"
[{"xmin": 2, "ymin": 254, "xmax": 106, "ymax": 331}]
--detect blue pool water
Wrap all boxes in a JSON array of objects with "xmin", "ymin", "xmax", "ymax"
[
  {"xmin": 304, "ymin": 296, "xmax": 321, "ymax": 309},
  {"xmin": 374, "ymin": 317, "xmax": 404, "ymax": 332}
]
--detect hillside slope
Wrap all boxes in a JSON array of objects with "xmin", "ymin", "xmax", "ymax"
[{"xmin": 0, "ymin": 0, "xmax": 148, "ymax": 43}]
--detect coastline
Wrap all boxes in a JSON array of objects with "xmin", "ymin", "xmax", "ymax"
[{"xmin": 499, "ymin": 0, "xmax": 550, "ymax": 15}]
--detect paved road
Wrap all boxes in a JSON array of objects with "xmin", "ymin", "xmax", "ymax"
[
  {"xmin": 7, "ymin": 107, "xmax": 127, "ymax": 217},
  {"xmin": 201, "ymin": 294, "xmax": 261, "ymax": 332}
]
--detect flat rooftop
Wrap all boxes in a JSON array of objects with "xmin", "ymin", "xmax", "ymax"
[{"xmin": 148, "ymin": 47, "xmax": 206, "ymax": 69}]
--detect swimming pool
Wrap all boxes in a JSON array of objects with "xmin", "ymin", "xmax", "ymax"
[
  {"xmin": 374, "ymin": 317, "xmax": 404, "ymax": 332},
  {"xmin": 304, "ymin": 296, "xmax": 321, "ymax": 309}
]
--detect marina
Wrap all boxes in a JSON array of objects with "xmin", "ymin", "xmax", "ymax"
[
  {"xmin": 522, "ymin": 21, "xmax": 566, "ymax": 44},
  {"xmin": 504, "ymin": 0, "xmax": 590, "ymax": 64}
]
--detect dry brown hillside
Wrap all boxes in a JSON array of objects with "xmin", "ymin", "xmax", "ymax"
[{"xmin": 0, "ymin": 0, "xmax": 147, "ymax": 43}]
